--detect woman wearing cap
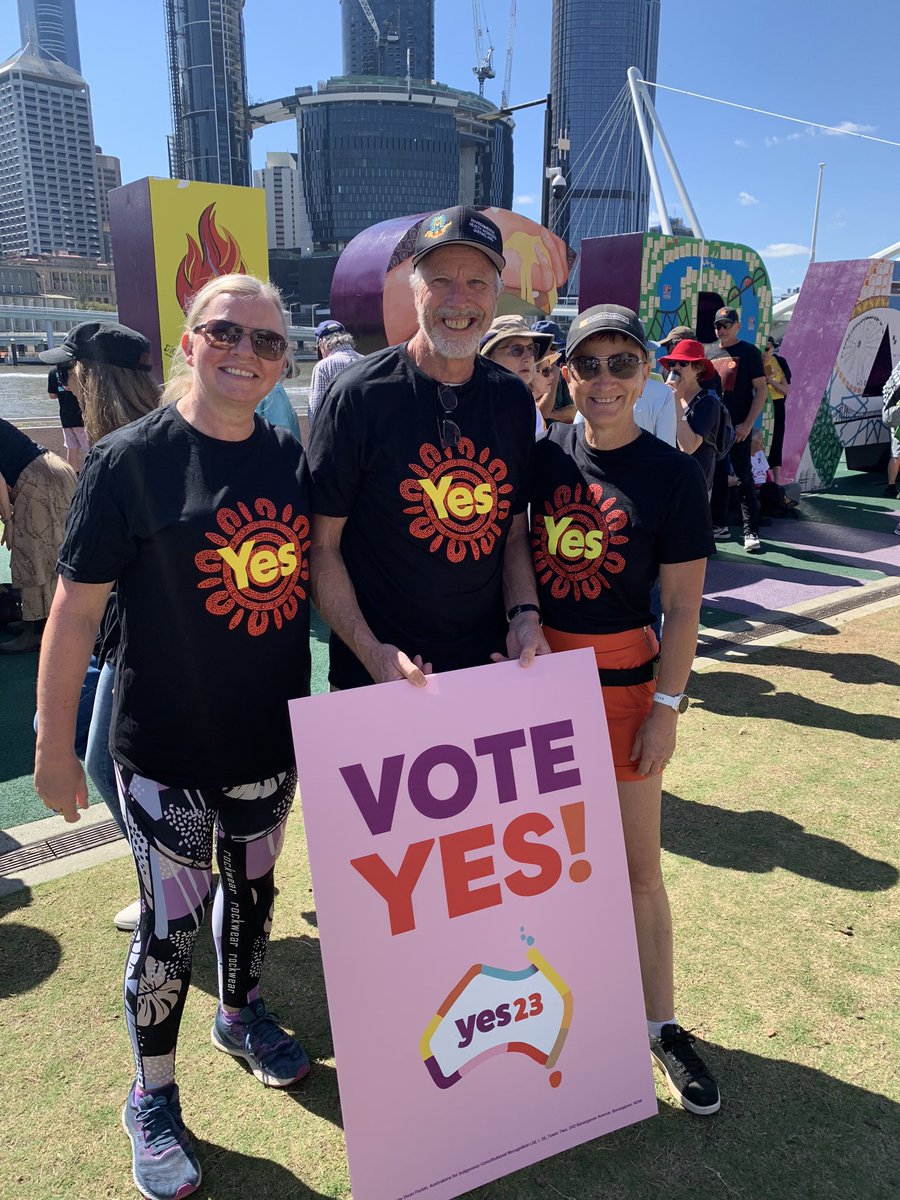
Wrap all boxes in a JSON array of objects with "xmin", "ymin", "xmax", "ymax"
[
  {"xmin": 0, "ymin": 418, "xmax": 76, "ymax": 653},
  {"xmin": 529, "ymin": 304, "xmax": 720, "ymax": 1117},
  {"xmin": 658, "ymin": 339, "xmax": 721, "ymax": 491},
  {"xmin": 479, "ymin": 314, "xmax": 554, "ymax": 435},
  {"xmin": 38, "ymin": 323, "xmax": 161, "ymax": 930},
  {"xmin": 34, "ymin": 274, "xmax": 312, "ymax": 1200}
]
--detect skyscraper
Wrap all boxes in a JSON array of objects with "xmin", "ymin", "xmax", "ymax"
[
  {"xmin": 164, "ymin": 0, "xmax": 251, "ymax": 186},
  {"xmin": 549, "ymin": 0, "xmax": 660, "ymax": 280},
  {"xmin": 340, "ymin": 0, "xmax": 434, "ymax": 81},
  {"xmin": 0, "ymin": 47, "xmax": 101, "ymax": 258},
  {"xmin": 17, "ymin": 0, "xmax": 81, "ymax": 73},
  {"xmin": 95, "ymin": 145, "xmax": 122, "ymax": 261},
  {"xmin": 254, "ymin": 152, "xmax": 310, "ymax": 251}
]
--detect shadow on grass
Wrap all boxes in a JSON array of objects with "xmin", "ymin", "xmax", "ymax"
[
  {"xmin": 702, "ymin": 642, "xmax": 900, "ymax": 688},
  {"xmin": 0, "ymin": 885, "xmax": 62, "ymax": 997},
  {"xmin": 190, "ymin": 1136, "xmax": 333, "ymax": 1198},
  {"xmin": 661, "ymin": 793, "xmax": 898, "ymax": 891},
  {"xmin": 690, "ymin": 669, "xmax": 900, "ymax": 740},
  {"xmin": 486, "ymin": 1040, "xmax": 900, "ymax": 1200}
]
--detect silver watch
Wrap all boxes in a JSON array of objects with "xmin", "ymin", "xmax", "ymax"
[{"xmin": 653, "ymin": 691, "xmax": 689, "ymax": 713}]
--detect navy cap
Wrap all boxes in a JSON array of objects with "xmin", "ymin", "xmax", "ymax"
[
  {"xmin": 531, "ymin": 319, "xmax": 565, "ymax": 351},
  {"xmin": 39, "ymin": 322, "xmax": 152, "ymax": 370},
  {"xmin": 315, "ymin": 320, "xmax": 345, "ymax": 339},
  {"xmin": 566, "ymin": 305, "xmax": 648, "ymax": 357},
  {"xmin": 412, "ymin": 206, "xmax": 506, "ymax": 274}
]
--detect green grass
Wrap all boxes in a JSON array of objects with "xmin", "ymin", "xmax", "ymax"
[{"xmin": 1, "ymin": 608, "xmax": 898, "ymax": 1198}]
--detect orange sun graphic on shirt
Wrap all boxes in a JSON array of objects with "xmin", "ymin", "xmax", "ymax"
[
  {"xmin": 194, "ymin": 499, "xmax": 310, "ymax": 636},
  {"xmin": 399, "ymin": 438, "xmax": 513, "ymax": 563},
  {"xmin": 532, "ymin": 481, "xmax": 629, "ymax": 601}
]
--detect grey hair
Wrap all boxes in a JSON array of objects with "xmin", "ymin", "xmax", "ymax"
[{"xmin": 320, "ymin": 330, "xmax": 356, "ymax": 355}]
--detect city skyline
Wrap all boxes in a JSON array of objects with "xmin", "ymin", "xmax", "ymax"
[{"xmin": 0, "ymin": 0, "xmax": 897, "ymax": 295}]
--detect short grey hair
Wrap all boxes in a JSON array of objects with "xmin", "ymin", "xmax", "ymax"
[{"xmin": 321, "ymin": 330, "xmax": 356, "ymax": 355}]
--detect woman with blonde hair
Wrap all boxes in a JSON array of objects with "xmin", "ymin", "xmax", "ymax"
[{"xmin": 35, "ymin": 274, "xmax": 312, "ymax": 1200}]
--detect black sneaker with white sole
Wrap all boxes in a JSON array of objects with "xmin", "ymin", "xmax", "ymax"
[{"xmin": 650, "ymin": 1024, "xmax": 721, "ymax": 1115}]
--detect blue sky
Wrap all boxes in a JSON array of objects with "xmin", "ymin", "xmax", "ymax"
[{"xmin": 3, "ymin": 0, "xmax": 898, "ymax": 295}]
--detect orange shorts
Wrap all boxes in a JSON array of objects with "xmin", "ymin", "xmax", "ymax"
[{"xmin": 543, "ymin": 625, "xmax": 660, "ymax": 783}]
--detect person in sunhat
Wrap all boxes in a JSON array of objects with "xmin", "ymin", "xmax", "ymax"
[
  {"xmin": 479, "ymin": 313, "xmax": 555, "ymax": 435},
  {"xmin": 658, "ymin": 338, "xmax": 721, "ymax": 490}
]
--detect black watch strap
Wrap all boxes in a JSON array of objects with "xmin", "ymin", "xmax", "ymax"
[{"xmin": 506, "ymin": 603, "xmax": 541, "ymax": 623}]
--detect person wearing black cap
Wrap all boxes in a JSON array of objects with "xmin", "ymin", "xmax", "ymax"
[
  {"xmin": 532, "ymin": 319, "xmax": 576, "ymax": 425},
  {"xmin": 529, "ymin": 304, "xmax": 720, "ymax": 1117},
  {"xmin": 708, "ymin": 308, "xmax": 767, "ymax": 552},
  {"xmin": 307, "ymin": 319, "xmax": 362, "ymax": 425},
  {"xmin": 307, "ymin": 204, "xmax": 547, "ymax": 689}
]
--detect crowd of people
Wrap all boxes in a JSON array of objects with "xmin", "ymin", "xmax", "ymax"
[{"xmin": 3, "ymin": 203, "xmax": 839, "ymax": 1199}]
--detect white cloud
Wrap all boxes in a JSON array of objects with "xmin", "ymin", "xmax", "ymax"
[
  {"xmin": 822, "ymin": 120, "xmax": 876, "ymax": 137},
  {"xmin": 734, "ymin": 138, "xmax": 748, "ymax": 149},
  {"xmin": 762, "ymin": 243, "xmax": 810, "ymax": 258},
  {"xmin": 738, "ymin": 191, "xmax": 759, "ymax": 206},
  {"xmin": 514, "ymin": 194, "xmax": 536, "ymax": 206}
]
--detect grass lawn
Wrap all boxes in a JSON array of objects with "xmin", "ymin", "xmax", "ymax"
[{"xmin": 1, "ymin": 609, "xmax": 898, "ymax": 1199}]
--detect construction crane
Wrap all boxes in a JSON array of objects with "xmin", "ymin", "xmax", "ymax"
[
  {"xmin": 500, "ymin": 0, "xmax": 517, "ymax": 109},
  {"xmin": 471, "ymin": 0, "xmax": 495, "ymax": 97},
  {"xmin": 357, "ymin": 0, "xmax": 400, "ymax": 74}
]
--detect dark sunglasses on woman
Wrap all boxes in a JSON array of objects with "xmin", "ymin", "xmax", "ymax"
[
  {"xmin": 193, "ymin": 320, "xmax": 287, "ymax": 361},
  {"xmin": 568, "ymin": 352, "xmax": 644, "ymax": 380}
]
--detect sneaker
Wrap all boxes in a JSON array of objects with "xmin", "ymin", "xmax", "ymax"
[
  {"xmin": 650, "ymin": 1024, "xmax": 721, "ymax": 1116},
  {"xmin": 712, "ymin": 525, "xmax": 730, "ymax": 541},
  {"xmin": 211, "ymin": 998, "xmax": 310, "ymax": 1087},
  {"xmin": 894, "ymin": 522, "xmax": 900, "ymax": 537},
  {"xmin": 121, "ymin": 1081, "xmax": 201, "ymax": 1200},
  {"xmin": 114, "ymin": 898, "xmax": 142, "ymax": 932},
  {"xmin": 743, "ymin": 532, "xmax": 762, "ymax": 553}
]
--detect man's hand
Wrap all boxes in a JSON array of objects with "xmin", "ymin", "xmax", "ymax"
[
  {"xmin": 34, "ymin": 750, "xmax": 90, "ymax": 823},
  {"xmin": 734, "ymin": 419, "xmax": 754, "ymax": 443},
  {"xmin": 1, "ymin": 518, "xmax": 12, "ymax": 550},
  {"xmin": 363, "ymin": 643, "xmax": 431, "ymax": 687},
  {"xmin": 629, "ymin": 705, "xmax": 678, "ymax": 776},
  {"xmin": 490, "ymin": 612, "xmax": 551, "ymax": 668}
]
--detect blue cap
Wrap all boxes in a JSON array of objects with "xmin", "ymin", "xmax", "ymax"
[
  {"xmin": 531, "ymin": 319, "xmax": 564, "ymax": 352},
  {"xmin": 315, "ymin": 320, "xmax": 345, "ymax": 339}
]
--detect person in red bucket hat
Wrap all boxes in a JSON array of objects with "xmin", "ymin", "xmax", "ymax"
[{"xmin": 658, "ymin": 339, "xmax": 721, "ymax": 491}]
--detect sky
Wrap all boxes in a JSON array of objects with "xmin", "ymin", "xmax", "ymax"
[{"xmin": 3, "ymin": 0, "xmax": 898, "ymax": 297}]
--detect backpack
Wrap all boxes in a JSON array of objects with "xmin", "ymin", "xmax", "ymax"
[{"xmin": 689, "ymin": 389, "xmax": 735, "ymax": 461}]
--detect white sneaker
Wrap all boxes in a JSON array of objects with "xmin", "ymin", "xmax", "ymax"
[
  {"xmin": 743, "ymin": 533, "xmax": 762, "ymax": 553},
  {"xmin": 114, "ymin": 899, "xmax": 142, "ymax": 932}
]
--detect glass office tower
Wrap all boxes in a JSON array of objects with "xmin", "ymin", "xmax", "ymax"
[
  {"xmin": 550, "ymin": 0, "xmax": 660, "ymax": 285},
  {"xmin": 17, "ymin": 0, "xmax": 81, "ymax": 72},
  {"xmin": 165, "ymin": 0, "xmax": 251, "ymax": 186},
  {"xmin": 340, "ymin": 0, "xmax": 435, "ymax": 82}
]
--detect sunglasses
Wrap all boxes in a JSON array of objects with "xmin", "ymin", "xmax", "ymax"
[
  {"xmin": 537, "ymin": 364, "xmax": 558, "ymax": 378},
  {"xmin": 193, "ymin": 320, "xmax": 287, "ymax": 361},
  {"xmin": 437, "ymin": 385, "xmax": 460, "ymax": 451},
  {"xmin": 569, "ymin": 352, "xmax": 644, "ymax": 380},
  {"xmin": 714, "ymin": 320, "xmax": 735, "ymax": 331},
  {"xmin": 497, "ymin": 342, "xmax": 537, "ymax": 359}
]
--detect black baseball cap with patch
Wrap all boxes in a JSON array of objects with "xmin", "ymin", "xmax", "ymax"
[
  {"xmin": 39, "ymin": 321, "xmax": 152, "ymax": 370},
  {"xmin": 714, "ymin": 307, "xmax": 740, "ymax": 324},
  {"xmin": 411, "ymin": 205, "xmax": 506, "ymax": 274},
  {"xmin": 566, "ymin": 305, "xmax": 648, "ymax": 357}
]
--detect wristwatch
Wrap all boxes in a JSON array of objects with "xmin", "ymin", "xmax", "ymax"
[{"xmin": 653, "ymin": 691, "xmax": 689, "ymax": 713}]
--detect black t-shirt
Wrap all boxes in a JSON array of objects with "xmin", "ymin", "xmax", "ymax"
[
  {"xmin": 708, "ymin": 340, "xmax": 765, "ymax": 424},
  {"xmin": 530, "ymin": 425, "xmax": 714, "ymax": 634},
  {"xmin": 0, "ymin": 417, "xmax": 45, "ymax": 488},
  {"xmin": 306, "ymin": 344, "xmax": 536, "ymax": 688},
  {"xmin": 57, "ymin": 404, "xmax": 311, "ymax": 786},
  {"xmin": 49, "ymin": 369, "xmax": 83, "ymax": 428},
  {"xmin": 683, "ymin": 388, "xmax": 720, "ymax": 487}
]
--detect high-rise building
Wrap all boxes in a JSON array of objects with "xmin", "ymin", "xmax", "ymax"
[
  {"xmin": 95, "ymin": 145, "xmax": 122, "ymax": 262},
  {"xmin": 549, "ymin": 0, "xmax": 660, "ymax": 282},
  {"xmin": 164, "ymin": 0, "xmax": 251, "ymax": 186},
  {"xmin": 0, "ymin": 47, "xmax": 101, "ymax": 259},
  {"xmin": 17, "ymin": 0, "xmax": 81, "ymax": 72},
  {"xmin": 251, "ymin": 77, "xmax": 512, "ymax": 254},
  {"xmin": 340, "ymin": 0, "xmax": 434, "ymax": 81},
  {"xmin": 253, "ymin": 152, "xmax": 310, "ymax": 251}
]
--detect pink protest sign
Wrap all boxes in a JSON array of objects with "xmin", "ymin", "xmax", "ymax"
[{"xmin": 289, "ymin": 650, "xmax": 655, "ymax": 1200}]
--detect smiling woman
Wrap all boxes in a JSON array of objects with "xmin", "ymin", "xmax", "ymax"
[{"xmin": 33, "ymin": 272, "xmax": 313, "ymax": 1199}]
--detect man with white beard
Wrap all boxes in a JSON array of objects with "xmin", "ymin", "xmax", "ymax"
[{"xmin": 306, "ymin": 206, "xmax": 548, "ymax": 689}]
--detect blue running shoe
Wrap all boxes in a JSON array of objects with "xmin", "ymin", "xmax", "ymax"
[
  {"xmin": 121, "ymin": 1081, "xmax": 201, "ymax": 1200},
  {"xmin": 211, "ymin": 998, "xmax": 310, "ymax": 1087}
]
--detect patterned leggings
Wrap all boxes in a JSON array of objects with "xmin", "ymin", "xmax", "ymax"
[{"xmin": 116, "ymin": 764, "xmax": 296, "ymax": 1090}]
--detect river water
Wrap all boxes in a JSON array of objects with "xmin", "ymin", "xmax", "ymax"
[{"xmin": 0, "ymin": 364, "xmax": 314, "ymax": 425}]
